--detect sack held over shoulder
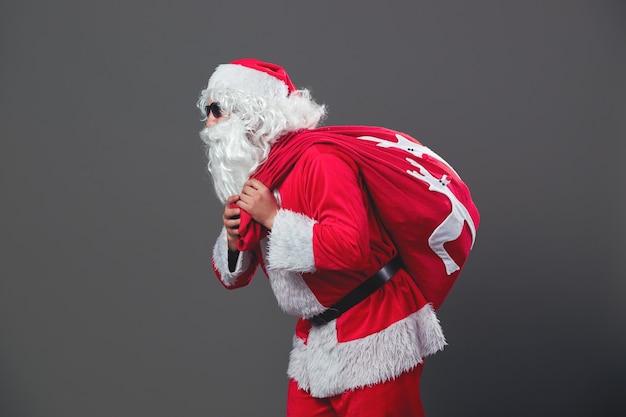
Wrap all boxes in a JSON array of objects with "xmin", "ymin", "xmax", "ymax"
[{"xmin": 238, "ymin": 126, "xmax": 480, "ymax": 310}]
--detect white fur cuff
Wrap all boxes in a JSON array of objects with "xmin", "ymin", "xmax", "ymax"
[
  {"xmin": 213, "ymin": 227, "xmax": 252, "ymax": 287},
  {"xmin": 267, "ymin": 209, "xmax": 316, "ymax": 273}
]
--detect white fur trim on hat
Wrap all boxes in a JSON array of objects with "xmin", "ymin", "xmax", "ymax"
[{"xmin": 208, "ymin": 63, "xmax": 290, "ymax": 99}]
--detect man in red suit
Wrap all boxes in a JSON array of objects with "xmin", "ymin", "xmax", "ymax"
[{"xmin": 197, "ymin": 59, "xmax": 479, "ymax": 417}]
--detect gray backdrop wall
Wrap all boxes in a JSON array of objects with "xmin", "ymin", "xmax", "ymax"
[{"xmin": 1, "ymin": 1, "xmax": 624, "ymax": 416}]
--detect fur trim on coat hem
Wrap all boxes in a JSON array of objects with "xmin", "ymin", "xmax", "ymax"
[{"xmin": 287, "ymin": 304, "xmax": 446, "ymax": 398}]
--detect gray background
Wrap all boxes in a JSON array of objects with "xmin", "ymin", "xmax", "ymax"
[{"xmin": 1, "ymin": 1, "xmax": 624, "ymax": 416}]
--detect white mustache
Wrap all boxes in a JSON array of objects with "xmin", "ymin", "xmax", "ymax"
[{"xmin": 200, "ymin": 115, "xmax": 262, "ymax": 203}]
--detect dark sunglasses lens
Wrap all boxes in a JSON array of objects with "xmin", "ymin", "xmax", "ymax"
[
  {"xmin": 212, "ymin": 103, "xmax": 222, "ymax": 118},
  {"xmin": 205, "ymin": 103, "xmax": 223, "ymax": 119}
]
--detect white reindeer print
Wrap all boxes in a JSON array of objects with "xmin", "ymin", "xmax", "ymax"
[
  {"xmin": 405, "ymin": 157, "xmax": 477, "ymax": 274},
  {"xmin": 358, "ymin": 134, "xmax": 476, "ymax": 275},
  {"xmin": 358, "ymin": 133, "xmax": 460, "ymax": 177}
]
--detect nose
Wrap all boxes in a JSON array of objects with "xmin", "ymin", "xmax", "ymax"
[{"xmin": 205, "ymin": 113, "xmax": 218, "ymax": 128}]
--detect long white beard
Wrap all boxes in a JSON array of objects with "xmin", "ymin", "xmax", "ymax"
[{"xmin": 199, "ymin": 115, "xmax": 266, "ymax": 203}]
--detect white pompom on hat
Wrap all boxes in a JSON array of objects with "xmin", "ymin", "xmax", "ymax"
[{"xmin": 207, "ymin": 58, "xmax": 298, "ymax": 99}]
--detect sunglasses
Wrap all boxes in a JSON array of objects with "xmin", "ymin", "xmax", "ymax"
[{"xmin": 205, "ymin": 102, "xmax": 223, "ymax": 119}]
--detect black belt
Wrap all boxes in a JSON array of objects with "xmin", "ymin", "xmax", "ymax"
[{"xmin": 309, "ymin": 257, "xmax": 402, "ymax": 326}]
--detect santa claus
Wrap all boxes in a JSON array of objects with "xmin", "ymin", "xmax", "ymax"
[{"xmin": 197, "ymin": 58, "xmax": 479, "ymax": 417}]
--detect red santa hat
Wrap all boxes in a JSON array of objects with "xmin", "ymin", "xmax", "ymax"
[{"xmin": 207, "ymin": 58, "xmax": 298, "ymax": 99}]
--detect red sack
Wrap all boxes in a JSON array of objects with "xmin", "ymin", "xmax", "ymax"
[{"xmin": 240, "ymin": 126, "xmax": 480, "ymax": 310}]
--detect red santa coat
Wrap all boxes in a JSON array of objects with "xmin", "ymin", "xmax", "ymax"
[{"xmin": 211, "ymin": 127, "xmax": 477, "ymax": 398}]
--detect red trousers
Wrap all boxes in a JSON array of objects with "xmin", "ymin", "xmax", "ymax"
[{"xmin": 286, "ymin": 364, "xmax": 425, "ymax": 417}]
